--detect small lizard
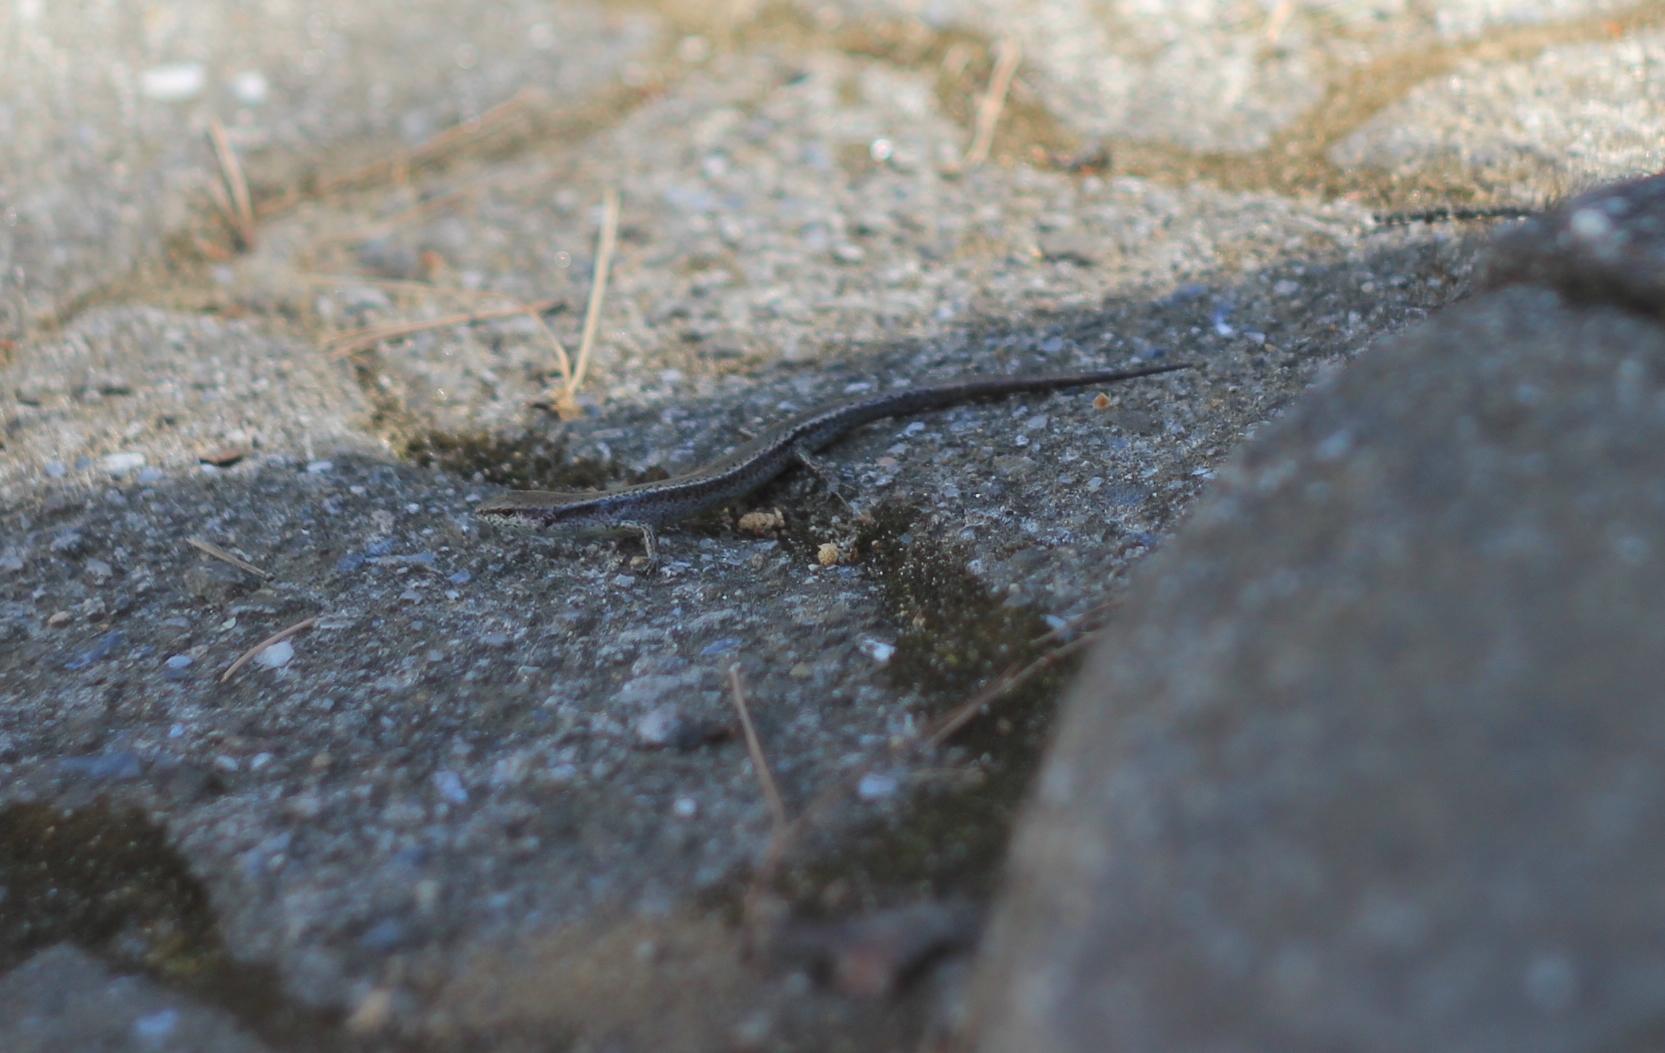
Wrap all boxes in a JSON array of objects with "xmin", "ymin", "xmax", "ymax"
[{"xmin": 475, "ymin": 363, "xmax": 1192, "ymax": 562}]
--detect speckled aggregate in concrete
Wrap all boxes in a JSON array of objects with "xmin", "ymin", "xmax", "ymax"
[{"xmin": 2, "ymin": 0, "xmax": 1663, "ymax": 1049}]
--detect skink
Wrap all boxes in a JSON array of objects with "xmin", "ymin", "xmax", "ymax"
[{"xmin": 475, "ymin": 363, "xmax": 1192, "ymax": 561}]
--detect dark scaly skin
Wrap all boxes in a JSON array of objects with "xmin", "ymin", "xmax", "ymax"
[{"xmin": 475, "ymin": 363, "xmax": 1192, "ymax": 560}]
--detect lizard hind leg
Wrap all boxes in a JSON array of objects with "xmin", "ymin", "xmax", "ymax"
[
  {"xmin": 792, "ymin": 445, "xmax": 853, "ymax": 511},
  {"xmin": 619, "ymin": 520, "xmax": 660, "ymax": 567}
]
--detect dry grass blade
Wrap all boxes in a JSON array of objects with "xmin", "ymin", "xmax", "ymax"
[
  {"xmin": 963, "ymin": 39, "xmax": 1021, "ymax": 169},
  {"xmin": 187, "ymin": 536, "xmax": 272, "ymax": 581},
  {"xmin": 309, "ymin": 163, "xmax": 558, "ymax": 249},
  {"xmin": 919, "ymin": 631, "xmax": 1098, "ymax": 751},
  {"xmin": 1266, "ymin": 0, "xmax": 1297, "ymax": 42},
  {"xmin": 317, "ymin": 87, "xmax": 541, "ymax": 195},
  {"xmin": 553, "ymin": 186, "xmax": 619, "ymax": 417},
  {"xmin": 302, "ymin": 274, "xmax": 573, "ymax": 382},
  {"xmin": 208, "ymin": 118, "xmax": 257, "ymax": 250},
  {"xmin": 323, "ymin": 298, "xmax": 564, "ymax": 358},
  {"xmin": 221, "ymin": 616, "xmax": 318, "ymax": 683},
  {"xmin": 729, "ymin": 664, "xmax": 789, "ymax": 837}
]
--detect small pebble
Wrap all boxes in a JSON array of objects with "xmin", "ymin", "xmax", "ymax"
[
  {"xmin": 139, "ymin": 62, "xmax": 205, "ymax": 101},
  {"xmin": 346, "ymin": 988, "xmax": 394, "ymax": 1034},
  {"xmin": 636, "ymin": 705, "xmax": 690, "ymax": 748},
  {"xmin": 132, "ymin": 1009, "xmax": 179, "ymax": 1042},
  {"xmin": 254, "ymin": 639, "xmax": 294, "ymax": 670},
  {"xmin": 47, "ymin": 610, "xmax": 73, "ymax": 628},
  {"xmin": 433, "ymin": 769, "xmax": 468, "ymax": 804},
  {"xmin": 701, "ymin": 637, "xmax": 740, "ymax": 656},
  {"xmin": 136, "ymin": 467, "xmax": 164, "ymax": 484},
  {"xmin": 673, "ymin": 796, "xmax": 698, "ymax": 818},
  {"xmin": 857, "ymin": 771, "xmax": 901, "ymax": 800},
  {"xmin": 359, "ymin": 919, "xmax": 409, "ymax": 953},
  {"xmin": 229, "ymin": 69, "xmax": 269, "ymax": 105},
  {"xmin": 306, "ymin": 460, "xmax": 334, "ymax": 473},
  {"xmin": 858, "ymin": 638, "xmax": 895, "ymax": 663},
  {"xmin": 84, "ymin": 558, "xmax": 113, "ymax": 583},
  {"xmin": 50, "ymin": 530, "xmax": 86, "ymax": 555},
  {"xmin": 65, "ymin": 630, "xmax": 123, "ymax": 669},
  {"xmin": 213, "ymin": 755, "xmax": 240, "ymax": 773},
  {"xmin": 103, "ymin": 451, "xmax": 146, "ymax": 475},
  {"xmin": 789, "ymin": 662, "xmax": 814, "ymax": 680},
  {"xmin": 44, "ymin": 462, "xmax": 66, "ymax": 478}
]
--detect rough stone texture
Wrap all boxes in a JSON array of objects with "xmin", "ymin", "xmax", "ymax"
[
  {"xmin": 1332, "ymin": 29, "xmax": 1665, "ymax": 196},
  {"xmin": 1481, "ymin": 171, "xmax": 1665, "ymax": 316},
  {"xmin": 0, "ymin": 944, "xmax": 271, "ymax": 1053},
  {"xmin": 0, "ymin": 306, "xmax": 378, "ymax": 492},
  {"xmin": 832, "ymin": 0, "xmax": 1639, "ymax": 155},
  {"xmin": 0, "ymin": 0, "xmax": 653, "ymax": 340},
  {"xmin": 4, "ymin": 0, "xmax": 1665, "ymax": 1049},
  {"xmin": 969, "ymin": 266, "xmax": 1665, "ymax": 1049}
]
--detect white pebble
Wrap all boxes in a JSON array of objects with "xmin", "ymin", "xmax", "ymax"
[
  {"xmin": 139, "ymin": 63, "xmax": 205, "ymax": 101},
  {"xmin": 859, "ymin": 638, "xmax": 895, "ymax": 663},
  {"xmin": 433, "ymin": 770, "xmax": 468, "ymax": 804},
  {"xmin": 229, "ymin": 70, "xmax": 269, "ymax": 105},
  {"xmin": 103, "ymin": 452, "xmax": 146, "ymax": 475},
  {"xmin": 857, "ymin": 771, "xmax": 900, "ymax": 800},
  {"xmin": 255, "ymin": 639, "xmax": 294, "ymax": 669}
]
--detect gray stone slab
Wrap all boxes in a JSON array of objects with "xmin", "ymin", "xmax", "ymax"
[
  {"xmin": 827, "ymin": 0, "xmax": 1634, "ymax": 154},
  {"xmin": 0, "ymin": 0, "xmax": 655, "ymax": 341},
  {"xmin": 1482, "ymin": 170, "xmax": 1665, "ymax": 316},
  {"xmin": 8, "ymin": 1, "xmax": 1661, "ymax": 1049},
  {"xmin": 968, "ymin": 250, "xmax": 1665, "ymax": 1050},
  {"xmin": 0, "ymin": 305, "xmax": 378, "ymax": 499},
  {"xmin": 0, "ymin": 944, "xmax": 271, "ymax": 1053},
  {"xmin": 1332, "ymin": 29, "xmax": 1665, "ymax": 197}
]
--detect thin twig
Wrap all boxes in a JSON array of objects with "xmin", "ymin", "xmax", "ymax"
[
  {"xmin": 204, "ymin": 175, "xmax": 240, "ymax": 242},
  {"xmin": 297, "ymin": 273, "xmax": 506, "ymax": 298},
  {"xmin": 208, "ymin": 118, "xmax": 257, "ymax": 249},
  {"xmin": 308, "ymin": 164, "xmax": 558, "ymax": 249},
  {"xmin": 1265, "ymin": 0, "xmax": 1297, "ymax": 43},
  {"xmin": 962, "ymin": 39, "xmax": 1021, "ymax": 169},
  {"xmin": 221, "ymin": 617, "xmax": 318, "ymax": 683},
  {"xmin": 1027, "ymin": 593, "xmax": 1122, "ymax": 646},
  {"xmin": 745, "ymin": 627, "xmax": 1099, "ymax": 906},
  {"xmin": 554, "ymin": 187, "xmax": 619, "ymax": 416},
  {"xmin": 920, "ymin": 630, "xmax": 1098, "ymax": 750},
  {"xmin": 187, "ymin": 537, "xmax": 272, "ymax": 580},
  {"xmin": 323, "ymin": 298, "xmax": 564, "ymax": 358},
  {"xmin": 316, "ymin": 88, "xmax": 540, "ymax": 195},
  {"xmin": 729, "ymin": 664, "xmax": 788, "ymax": 838},
  {"xmin": 301, "ymin": 274, "xmax": 572, "ymax": 383}
]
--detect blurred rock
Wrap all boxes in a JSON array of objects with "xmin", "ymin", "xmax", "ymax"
[{"xmin": 971, "ymin": 192, "xmax": 1665, "ymax": 1052}]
